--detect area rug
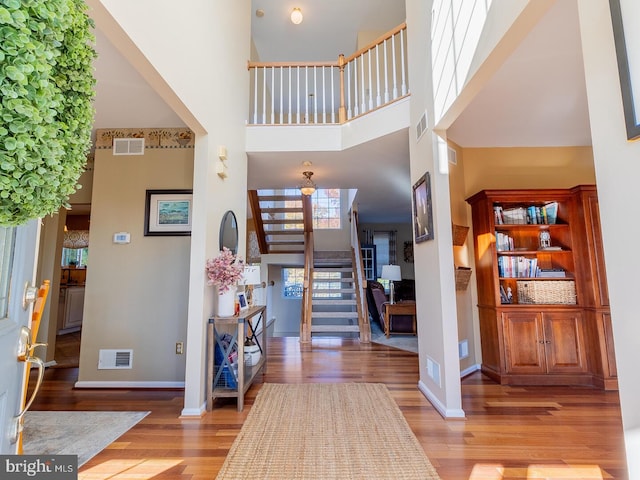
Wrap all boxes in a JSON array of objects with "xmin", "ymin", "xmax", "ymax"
[
  {"xmin": 216, "ymin": 383, "xmax": 440, "ymax": 479},
  {"xmin": 22, "ymin": 411, "xmax": 149, "ymax": 466},
  {"xmin": 370, "ymin": 320, "xmax": 419, "ymax": 353}
]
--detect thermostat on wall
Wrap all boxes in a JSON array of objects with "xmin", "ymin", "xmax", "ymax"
[{"xmin": 113, "ymin": 232, "xmax": 131, "ymax": 244}]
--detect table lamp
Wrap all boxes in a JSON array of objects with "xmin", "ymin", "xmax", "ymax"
[
  {"xmin": 239, "ymin": 265, "xmax": 262, "ymax": 306},
  {"xmin": 381, "ymin": 264, "xmax": 402, "ymax": 304}
]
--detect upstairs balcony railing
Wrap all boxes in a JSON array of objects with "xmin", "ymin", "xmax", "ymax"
[{"xmin": 248, "ymin": 23, "xmax": 408, "ymax": 126}]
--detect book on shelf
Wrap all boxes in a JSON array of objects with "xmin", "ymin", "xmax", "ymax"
[
  {"xmin": 537, "ymin": 268, "xmax": 566, "ymax": 278},
  {"xmin": 544, "ymin": 201, "xmax": 558, "ymax": 224},
  {"xmin": 495, "ymin": 231, "xmax": 514, "ymax": 251},
  {"xmin": 501, "ymin": 207, "xmax": 527, "ymax": 224},
  {"xmin": 498, "ymin": 255, "xmax": 537, "ymax": 278},
  {"xmin": 494, "ymin": 206, "xmax": 503, "ymax": 224}
]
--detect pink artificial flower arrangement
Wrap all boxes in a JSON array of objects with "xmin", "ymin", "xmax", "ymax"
[{"xmin": 205, "ymin": 247, "xmax": 244, "ymax": 293}]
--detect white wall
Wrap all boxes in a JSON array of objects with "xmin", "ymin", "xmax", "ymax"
[
  {"xmin": 406, "ymin": 0, "xmax": 463, "ymax": 418},
  {"xmin": 578, "ymin": 1, "xmax": 640, "ymax": 476}
]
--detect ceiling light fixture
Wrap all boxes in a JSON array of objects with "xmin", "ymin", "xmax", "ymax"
[
  {"xmin": 299, "ymin": 171, "xmax": 316, "ymax": 196},
  {"xmin": 290, "ymin": 7, "xmax": 303, "ymax": 25}
]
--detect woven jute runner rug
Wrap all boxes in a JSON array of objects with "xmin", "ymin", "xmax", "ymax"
[{"xmin": 216, "ymin": 383, "xmax": 441, "ymax": 479}]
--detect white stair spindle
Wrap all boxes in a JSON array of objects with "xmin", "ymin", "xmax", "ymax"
[
  {"xmin": 296, "ymin": 66, "xmax": 300, "ymax": 124},
  {"xmin": 262, "ymin": 67, "xmax": 266, "ymax": 124},
  {"xmin": 288, "ymin": 67, "xmax": 292, "ymax": 124},
  {"xmin": 313, "ymin": 66, "xmax": 317, "ymax": 123},
  {"xmin": 375, "ymin": 44, "xmax": 381, "ymax": 107},
  {"xmin": 360, "ymin": 55, "xmax": 366, "ymax": 114},
  {"xmin": 347, "ymin": 62, "xmax": 352, "ymax": 119},
  {"xmin": 279, "ymin": 66, "xmax": 283, "ymax": 124},
  {"xmin": 305, "ymin": 66, "xmax": 309, "ymax": 124},
  {"xmin": 392, "ymin": 34, "xmax": 398, "ymax": 99},
  {"xmin": 270, "ymin": 67, "xmax": 275, "ymax": 124},
  {"xmin": 383, "ymin": 38, "xmax": 389, "ymax": 103},
  {"xmin": 353, "ymin": 59, "xmax": 359, "ymax": 117},
  {"xmin": 330, "ymin": 66, "xmax": 335, "ymax": 123},
  {"xmin": 400, "ymin": 30, "xmax": 407, "ymax": 96},
  {"xmin": 322, "ymin": 66, "xmax": 326, "ymax": 124},
  {"xmin": 253, "ymin": 67, "xmax": 258, "ymax": 124}
]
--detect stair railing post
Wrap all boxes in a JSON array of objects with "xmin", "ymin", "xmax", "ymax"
[{"xmin": 338, "ymin": 54, "xmax": 347, "ymax": 124}]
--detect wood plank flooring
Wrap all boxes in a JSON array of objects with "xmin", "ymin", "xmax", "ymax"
[{"xmin": 29, "ymin": 336, "xmax": 628, "ymax": 480}]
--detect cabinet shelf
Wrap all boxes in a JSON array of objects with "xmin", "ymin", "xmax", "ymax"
[
  {"xmin": 497, "ymin": 250, "xmax": 570, "ymax": 255},
  {"xmin": 206, "ymin": 305, "xmax": 267, "ymax": 412}
]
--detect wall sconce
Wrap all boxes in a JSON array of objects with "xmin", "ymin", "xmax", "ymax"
[
  {"xmin": 290, "ymin": 7, "xmax": 303, "ymax": 25},
  {"xmin": 299, "ymin": 171, "xmax": 316, "ymax": 196}
]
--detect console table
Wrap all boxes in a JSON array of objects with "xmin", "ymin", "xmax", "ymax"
[{"xmin": 206, "ymin": 305, "xmax": 267, "ymax": 412}]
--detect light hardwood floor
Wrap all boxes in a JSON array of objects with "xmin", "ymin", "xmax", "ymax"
[{"xmin": 31, "ymin": 336, "xmax": 628, "ymax": 480}]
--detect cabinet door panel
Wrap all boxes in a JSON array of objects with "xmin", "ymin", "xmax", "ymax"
[
  {"xmin": 542, "ymin": 311, "xmax": 588, "ymax": 373},
  {"xmin": 502, "ymin": 312, "xmax": 545, "ymax": 374}
]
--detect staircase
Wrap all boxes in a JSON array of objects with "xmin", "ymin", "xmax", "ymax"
[
  {"xmin": 310, "ymin": 252, "xmax": 360, "ymax": 337},
  {"xmin": 248, "ymin": 190, "xmax": 311, "ymax": 254}
]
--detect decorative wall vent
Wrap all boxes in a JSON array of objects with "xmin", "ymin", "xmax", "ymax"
[
  {"xmin": 113, "ymin": 138, "xmax": 145, "ymax": 156},
  {"xmin": 416, "ymin": 112, "xmax": 428, "ymax": 140},
  {"xmin": 98, "ymin": 349, "xmax": 133, "ymax": 369},
  {"xmin": 448, "ymin": 146, "xmax": 457, "ymax": 165}
]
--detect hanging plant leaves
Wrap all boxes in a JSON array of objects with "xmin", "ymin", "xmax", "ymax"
[{"xmin": 0, "ymin": 0, "xmax": 96, "ymax": 226}]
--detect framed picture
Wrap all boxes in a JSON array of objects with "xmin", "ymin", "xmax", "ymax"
[
  {"xmin": 144, "ymin": 189, "xmax": 193, "ymax": 236},
  {"xmin": 610, "ymin": 0, "xmax": 640, "ymax": 140},
  {"xmin": 412, "ymin": 172, "xmax": 434, "ymax": 243},
  {"xmin": 237, "ymin": 292, "xmax": 248, "ymax": 311}
]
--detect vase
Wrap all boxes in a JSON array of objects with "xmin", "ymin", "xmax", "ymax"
[{"xmin": 217, "ymin": 286, "xmax": 236, "ymax": 317}]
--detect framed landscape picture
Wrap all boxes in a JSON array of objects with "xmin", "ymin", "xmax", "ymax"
[
  {"xmin": 412, "ymin": 172, "xmax": 434, "ymax": 243},
  {"xmin": 144, "ymin": 189, "xmax": 193, "ymax": 236}
]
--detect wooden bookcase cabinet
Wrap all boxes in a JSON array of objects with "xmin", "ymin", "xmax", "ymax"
[{"xmin": 467, "ymin": 187, "xmax": 616, "ymax": 389}]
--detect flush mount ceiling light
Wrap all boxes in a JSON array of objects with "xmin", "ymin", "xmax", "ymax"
[
  {"xmin": 299, "ymin": 171, "xmax": 316, "ymax": 195},
  {"xmin": 290, "ymin": 7, "xmax": 303, "ymax": 25}
]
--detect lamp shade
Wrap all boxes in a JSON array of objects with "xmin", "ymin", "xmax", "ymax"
[
  {"xmin": 239, "ymin": 265, "xmax": 261, "ymax": 285},
  {"xmin": 380, "ymin": 264, "xmax": 401, "ymax": 281}
]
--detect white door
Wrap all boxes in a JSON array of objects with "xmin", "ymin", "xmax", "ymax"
[{"xmin": 0, "ymin": 220, "xmax": 41, "ymax": 453}]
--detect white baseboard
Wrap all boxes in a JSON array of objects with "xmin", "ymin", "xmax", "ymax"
[
  {"xmin": 74, "ymin": 380, "xmax": 185, "ymax": 389},
  {"xmin": 417, "ymin": 380, "xmax": 466, "ymax": 419},
  {"xmin": 180, "ymin": 403, "xmax": 206, "ymax": 418},
  {"xmin": 460, "ymin": 363, "xmax": 481, "ymax": 378}
]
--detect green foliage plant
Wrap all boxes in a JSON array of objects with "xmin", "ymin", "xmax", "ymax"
[{"xmin": 0, "ymin": 0, "xmax": 96, "ymax": 226}]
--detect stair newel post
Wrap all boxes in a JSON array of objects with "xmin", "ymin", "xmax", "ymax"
[
  {"xmin": 300, "ymin": 231, "xmax": 314, "ymax": 343},
  {"xmin": 338, "ymin": 54, "xmax": 347, "ymax": 124}
]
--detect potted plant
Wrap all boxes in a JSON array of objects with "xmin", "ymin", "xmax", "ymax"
[{"xmin": 206, "ymin": 247, "xmax": 244, "ymax": 316}]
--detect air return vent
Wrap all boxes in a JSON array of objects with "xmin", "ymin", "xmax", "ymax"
[
  {"xmin": 98, "ymin": 349, "xmax": 133, "ymax": 369},
  {"xmin": 416, "ymin": 112, "xmax": 428, "ymax": 140},
  {"xmin": 113, "ymin": 138, "xmax": 145, "ymax": 156},
  {"xmin": 448, "ymin": 146, "xmax": 457, "ymax": 165}
]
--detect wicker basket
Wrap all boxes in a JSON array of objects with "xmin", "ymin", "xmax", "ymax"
[{"xmin": 516, "ymin": 280, "xmax": 576, "ymax": 304}]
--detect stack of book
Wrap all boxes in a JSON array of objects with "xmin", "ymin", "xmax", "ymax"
[
  {"xmin": 493, "ymin": 202, "xmax": 558, "ymax": 225},
  {"xmin": 495, "ymin": 232, "xmax": 514, "ymax": 251}
]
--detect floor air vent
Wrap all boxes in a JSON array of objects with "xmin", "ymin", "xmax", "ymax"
[
  {"xmin": 98, "ymin": 349, "xmax": 133, "ymax": 369},
  {"xmin": 113, "ymin": 138, "xmax": 145, "ymax": 155}
]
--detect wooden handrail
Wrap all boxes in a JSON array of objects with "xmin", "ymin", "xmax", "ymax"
[
  {"xmin": 300, "ymin": 231, "xmax": 314, "ymax": 343},
  {"xmin": 343, "ymin": 22, "xmax": 407, "ymax": 64},
  {"xmin": 248, "ymin": 60, "xmax": 339, "ymax": 69},
  {"xmin": 248, "ymin": 190, "xmax": 269, "ymax": 254},
  {"xmin": 350, "ymin": 211, "xmax": 370, "ymax": 343}
]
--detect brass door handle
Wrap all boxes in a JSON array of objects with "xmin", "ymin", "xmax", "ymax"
[{"xmin": 10, "ymin": 326, "xmax": 47, "ymax": 444}]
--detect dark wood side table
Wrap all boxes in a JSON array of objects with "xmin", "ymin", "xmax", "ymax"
[{"xmin": 383, "ymin": 301, "xmax": 417, "ymax": 338}]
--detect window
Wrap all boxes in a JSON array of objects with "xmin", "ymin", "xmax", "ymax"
[
  {"xmin": 283, "ymin": 268, "xmax": 304, "ymax": 299},
  {"xmin": 61, "ymin": 247, "xmax": 88, "ymax": 267},
  {"xmin": 373, "ymin": 231, "xmax": 396, "ymax": 293},
  {"xmin": 282, "ymin": 267, "xmax": 342, "ymax": 299},
  {"xmin": 312, "ymin": 189, "xmax": 341, "ymax": 229},
  {"xmin": 0, "ymin": 227, "xmax": 16, "ymax": 319}
]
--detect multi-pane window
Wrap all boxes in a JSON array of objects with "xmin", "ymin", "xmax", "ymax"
[
  {"xmin": 282, "ymin": 267, "xmax": 342, "ymax": 299},
  {"xmin": 311, "ymin": 189, "xmax": 341, "ymax": 229},
  {"xmin": 282, "ymin": 267, "xmax": 305, "ymax": 298}
]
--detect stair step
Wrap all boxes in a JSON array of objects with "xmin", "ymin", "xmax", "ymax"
[
  {"xmin": 261, "ymin": 207, "xmax": 303, "ymax": 214},
  {"xmin": 312, "ymin": 299, "xmax": 357, "ymax": 305},
  {"xmin": 312, "ymin": 288, "xmax": 355, "ymax": 294},
  {"xmin": 313, "ymin": 278, "xmax": 354, "ymax": 284},
  {"xmin": 311, "ymin": 325, "xmax": 360, "ymax": 333},
  {"xmin": 311, "ymin": 311, "xmax": 359, "ymax": 318},
  {"xmin": 313, "ymin": 267, "xmax": 353, "ymax": 272},
  {"xmin": 268, "ymin": 241, "xmax": 304, "ymax": 246},
  {"xmin": 267, "ymin": 249, "xmax": 304, "ymax": 254},
  {"xmin": 258, "ymin": 195, "xmax": 303, "ymax": 202},
  {"xmin": 263, "ymin": 219, "xmax": 304, "ymax": 225},
  {"xmin": 265, "ymin": 230, "xmax": 304, "ymax": 235}
]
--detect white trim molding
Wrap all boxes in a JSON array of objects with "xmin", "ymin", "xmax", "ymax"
[{"xmin": 418, "ymin": 380, "xmax": 466, "ymax": 419}]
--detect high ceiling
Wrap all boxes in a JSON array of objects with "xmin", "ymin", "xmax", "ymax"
[{"xmin": 92, "ymin": 0, "xmax": 591, "ymax": 223}]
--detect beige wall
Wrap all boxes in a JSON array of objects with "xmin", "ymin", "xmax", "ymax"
[
  {"xmin": 463, "ymin": 146, "xmax": 596, "ymax": 196},
  {"xmin": 78, "ymin": 147, "xmax": 193, "ymax": 383}
]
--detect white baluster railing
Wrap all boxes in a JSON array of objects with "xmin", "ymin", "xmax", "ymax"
[{"xmin": 247, "ymin": 23, "xmax": 408, "ymax": 125}]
